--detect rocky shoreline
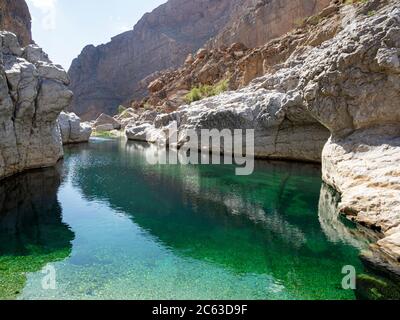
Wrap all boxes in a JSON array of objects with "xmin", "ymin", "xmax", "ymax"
[{"xmin": 124, "ymin": 0, "xmax": 400, "ymax": 273}]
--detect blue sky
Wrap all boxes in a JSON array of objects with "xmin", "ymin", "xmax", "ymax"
[{"xmin": 26, "ymin": 0, "xmax": 167, "ymax": 70}]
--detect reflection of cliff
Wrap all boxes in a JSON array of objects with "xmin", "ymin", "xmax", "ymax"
[
  {"xmin": 67, "ymin": 141, "xmax": 364, "ymax": 299},
  {"xmin": 0, "ymin": 165, "xmax": 74, "ymax": 299},
  {"xmin": 318, "ymin": 184, "xmax": 378, "ymax": 251}
]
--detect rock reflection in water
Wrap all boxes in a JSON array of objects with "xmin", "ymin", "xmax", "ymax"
[
  {"xmin": 0, "ymin": 165, "xmax": 74, "ymax": 299},
  {"xmin": 66, "ymin": 140, "xmax": 364, "ymax": 299}
]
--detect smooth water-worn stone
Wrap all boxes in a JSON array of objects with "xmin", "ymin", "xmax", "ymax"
[
  {"xmin": 0, "ymin": 32, "xmax": 72, "ymax": 180},
  {"xmin": 94, "ymin": 113, "xmax": 121, "ymax": 131},
  {"xmin": 58, "ymin": 112, "xmax": 92, "ymax": 144}
]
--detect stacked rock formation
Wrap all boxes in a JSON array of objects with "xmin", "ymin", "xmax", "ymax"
[
  {"xmin": 58, "ymin": 112, "xmax": 92, "ymax": 144},
  {"xmin": 0, "ymin": 31, "xmax": 72, "ymax": 180}
]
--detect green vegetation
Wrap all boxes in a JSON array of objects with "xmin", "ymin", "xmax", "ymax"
[
  {"xmin": 356, "ymin": 274, "xmax": 400, "ymax": 300},
  {"xmin": 117, "ymin": 105, "xmax": 126, "ymax": 115},
  {"xmin": 185, "ymin": 79, "xmax": 229, "ymax": 104},
  {"xmin": 294, "ymin": 17, "xmax": 307, "ymax": 28},
  {"xmin": 92, "ymin": 130, "xmax": 122, "ymax": 138},
  {"xmin": 344, "ymin": 0, "xmax": 369, "ymax": 5},
  {"xmin": 143, "ymin": 103, "xmax": 152, "ymax": 110}
]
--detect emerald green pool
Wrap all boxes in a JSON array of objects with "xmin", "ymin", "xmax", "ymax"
[{"xmin": 0, "ymin": 138, "xmax": 382, "ymax": 299}]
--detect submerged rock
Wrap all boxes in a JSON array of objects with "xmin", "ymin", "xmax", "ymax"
[
  {"xmin": 0, "ymin": 32, "xmax": 72, "ymax": 180},
  {"xmin": 58, "ymin": 112, "xmax": 92, "ymax": 144}
]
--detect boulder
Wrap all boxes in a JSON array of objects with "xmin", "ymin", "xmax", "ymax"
[
  {"xmin": 58, "ymin": 112, "xmax": 92, "ymax": 144},
  {"xmin": 0, "ymin": 31, "xmax": 72, "ymax": 180},
  {"xmin": 125, "ymin": 123, "xmax": 163, "ymax": 143},
  {"xmin": 148, "ymin": 79, "xmax": 164, "ymax": 93},
  {"xmin": 196, "ymin": 48, "xmax": 208, "ymax": 59},
  {"xmin": 95, "ymin": 124, "xmax": 115, "ymax": 132},
  {"xmin": 94, "ymin": 113, "xmax": 121, "ymax": 130}
]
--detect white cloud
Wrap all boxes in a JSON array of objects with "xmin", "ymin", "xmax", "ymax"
[{"xmin": 27, "ymin": 0, "xmax": 58, "ymax": 31}]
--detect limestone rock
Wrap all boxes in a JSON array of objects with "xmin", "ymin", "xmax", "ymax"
[
  {"xmin": 134, "ymin": 1, "xmax": 341, "ymax": 113},
  {"xmin": 125, "ymin": 123, "xmax": 163, "ymax": 143},
  {"xmin": 148, "ymin": 79, "xmax": 164, "ymax": 93},
  {"xmin": 94, "ymin": 113, "xmax": 121, "ymax": 130},
  {"xmin": 68, "ymin": 0, "xmax": 254, "ymax": 120},
  {"xmin": 58, "ymin": 112, "xmax": 92, "ymax": 144},
  {"xmin": 0, "ymin": 32, "xmax": 72, "ymax": 180},
  {"xmin": 0, "ymin": 0, "xmax": 32, "ymax": 47},
  {"xmin": 208, "ymin": 0, "xmax": 331, "ymax": 48},
  {"xmin": 68, "ymin": 0, "xmax": 331, "ymax": 120},
  {"xmin": 125, "ymin": 0, "xmax": 400, "ymax": 270}
]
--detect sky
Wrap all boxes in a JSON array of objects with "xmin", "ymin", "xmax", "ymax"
[{"xmin": 26, "ymin": 0, "xmax": 167, "ymax": 70}]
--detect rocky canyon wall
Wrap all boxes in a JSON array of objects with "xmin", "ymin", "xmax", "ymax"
[
  {"xmin": 0, "ymin": 0, "xmax": 32, "ymax": 46},
  {"xmin": 68, "ymin": 0, "xmax": 331, "ymax": 120},
  {"xmin": 208, "ymin": 0, "xmax": 332, "ymax": 49},
  {"xmin": 125, "ymin": 0, "xmax": 400, "ymax": 270},
  {"xmin": 0, "ymin": 32, "xmax": 72, "ymax": 180},
  {"xmin": 68, "ymin": 0, "xmax": 251, "ymax": 120}
]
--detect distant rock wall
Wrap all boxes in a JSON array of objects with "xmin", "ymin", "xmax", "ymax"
[
  {"xmin": 68, "ymin": 0, "xmax": 332, "ymax": 120},
  {"xmin": 68, "ymin": 0, "xmax": 250, "ymax": 120},
  {"xmin": 208, "ymin": 0, "xmax": 332, "ymax": 49},
  {"xmin": 0, "ymin": 0, "xmax": 32, "ymax": 46},
  {"xmin": 0, "ymin": 32, "xmax": 72, "ymax": 180}
]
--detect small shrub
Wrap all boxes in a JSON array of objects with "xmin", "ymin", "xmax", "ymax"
[
  {"xmin": 344, "ymin": 0, "xmax": 369, "ymax": 5},
  {"xmin": 185, "ymin": 79, "xmax": 230, "ymax": 104},
  {"xmin": 117, "ymin": 105, "xmax": 126, "ymax": 115},
  {"xmin": 143, "ymin": 103, "xmax": 152, "ymax": 110}
]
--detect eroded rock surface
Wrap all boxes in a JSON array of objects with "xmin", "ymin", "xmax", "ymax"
[
  {"xmin": 0, "ymin": 32, "xmax": 72, "ymax": 180},
  {"xmin": 126, "ymin": 0, "xmax": 400, "ymax": 267},
  {"xmin": 134, "ymin": 1, "xmax": 342, "ymax": 113},
  {"xmin": 0, "ymin": 0, "xmax": 32, "ymax": 47},
  {"xmin": 68, "ymin": 0, "xmax": 331, "ymax": 120},
  {"xmin": 58, "ymin": 112, "xmax": 92, "ymax": 144}
]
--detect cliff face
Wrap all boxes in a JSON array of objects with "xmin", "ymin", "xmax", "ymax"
[
  {"xmin": 68, "ymin": 0, "xmax": 331, "ymax": 120},
  {"xmin": 0, "ymin": 32, "xmax": 72, "ymax": 180},
  {"xmin": 208, "ymin": 0, "xmax": 332, "ymax": 48},
  {"xmin": 136, "ymin": 2, "xmax": 341, "ymax": 111},
  {"xmin": 0, "ymin": 0, "xmax": 32, "ymax": 46},
  {"xmin": 68, "ymin": 0, "xmax": 250, "ymax": 120},
  {"xmin": 125, "ymin": 0, "xmax": 400, "ymax": 273}
]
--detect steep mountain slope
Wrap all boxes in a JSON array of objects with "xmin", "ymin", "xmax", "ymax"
[
  {"xmin": 68, "ymin": 0, "xmax": 251, "ymax": 120},
  {"xmin": 136, "ymin": 2, "xmax": 341, "ymax": 111},
  {"xmin": 0, "ymin": 0, "xmax": 32, "ymax": 46},
  {"xmin": 208, "ymin": 0, "xmax": 332, "ymax": 48},
  {"xmin": 68, "ymin": 0, "xmax": 331, "ymax": 120}
]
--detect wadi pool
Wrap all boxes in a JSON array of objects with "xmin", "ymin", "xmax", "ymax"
[{"xmin": 0, "ymin": 138, "xmax": 384, "ymax": 300}]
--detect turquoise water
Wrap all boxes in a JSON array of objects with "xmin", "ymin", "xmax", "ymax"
[{"xmin": 0, "ymin": 138, "xmax": 377, "ymax": 299}]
